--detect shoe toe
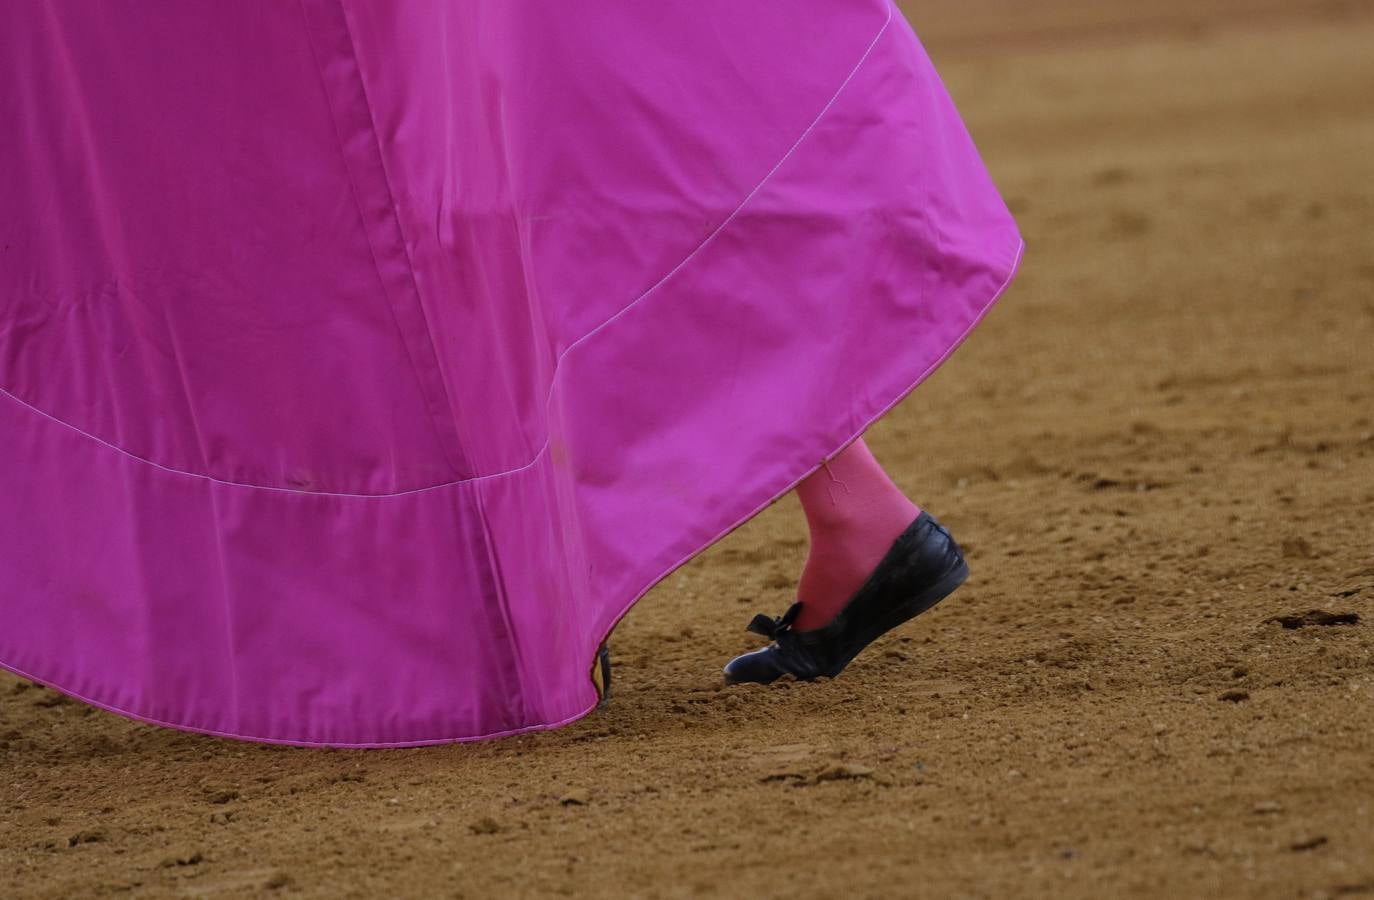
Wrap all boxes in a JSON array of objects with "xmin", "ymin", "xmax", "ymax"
[{"xmin": 723, "ymin": 646, "xmax": 786, "ymax": 685}]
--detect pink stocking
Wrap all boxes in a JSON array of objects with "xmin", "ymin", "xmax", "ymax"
[{"xmin": 791, "ymin": 437, "xmax": 921, "ymax": 631}]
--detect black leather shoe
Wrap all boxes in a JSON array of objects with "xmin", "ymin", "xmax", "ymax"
[
  {"xmin": 591, "ymin": 643, "xmax": 612, "ymax": 707},
  {"xmin": 723, "ymin": 511, "xmax": 968, "ymax": 685}
]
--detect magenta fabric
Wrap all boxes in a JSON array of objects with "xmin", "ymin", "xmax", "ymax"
[{"xmin": 0, "ymin": 1, "xmax": 1022, "ymax": 746}]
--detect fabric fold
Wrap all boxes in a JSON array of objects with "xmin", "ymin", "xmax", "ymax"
[{"xmin": 0, "ymin": 0, "xmax": 1021, "ymax": 746}]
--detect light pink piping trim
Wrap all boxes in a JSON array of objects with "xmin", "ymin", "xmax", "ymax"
[
  {"xmin": 0, "ymin": 657, "xmax": 591, "ymax": 748},
  {"xmin": 0, "ymin": 6, "xmax": 895, "ymax": 500},
  {"xmin": 2, "ymin": 240, "xmax": 1024, "ymax": 748},
  {"xmin": 0, "ymin": 239, "xmax": 1023, "ymax": 749},
  {"xmin": 587, "ymin": 239, "xmax": 1027, "ymax": 701}
]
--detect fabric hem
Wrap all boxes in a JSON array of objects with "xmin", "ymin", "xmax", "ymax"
[
  {"xmin": 0, "ymin": 237, "xmax": 1021, "ymax": 748},
  {"xmin": 0, "ymin": 656, "xmax": 594, "ymax": 749},
  {"xmin": 583, "ymin": 235, "xmax": 1027, "ymax": 710}
]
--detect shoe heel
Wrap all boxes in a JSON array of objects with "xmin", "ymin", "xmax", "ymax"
[
  {"xmin": 590, "ymin": 643, "xmax": 612, "ymax": 707},
  {"xmin": 884, "ymin": 555, "xmax": 968, "ymax": 633}
]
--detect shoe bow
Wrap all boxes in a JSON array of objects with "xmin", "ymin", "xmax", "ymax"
[{"xmin": 746, "ymin": 601, "xmax": 803, "ymax": 640}]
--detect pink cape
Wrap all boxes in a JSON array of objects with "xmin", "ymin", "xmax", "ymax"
[{"xmin": 0, "ymin": 1, "xmax": 1021, "ymax": 746}]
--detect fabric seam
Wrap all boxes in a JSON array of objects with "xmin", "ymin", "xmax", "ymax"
[
  {"xmin": 0, "ymin": 236, "xmax": 1023, "ymax": 749},
  {"xmin": 332, "ymin": 1, "xmax": 470, "ymax": 472},
  {"xmin": 587, "ymin": 236, "xmax": 1027, "ymax": 702},
  {"xmin": 295, "ymin": 0, "xmax": 464, "ymax": 474},
  {"xmin": 0, "ymin": 4, "xmax": 896, "ymax": 500}
]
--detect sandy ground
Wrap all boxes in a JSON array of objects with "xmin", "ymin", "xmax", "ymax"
[{"xmin": 4, "ymin": 2, "xmax": 1373, "ymax": 897}]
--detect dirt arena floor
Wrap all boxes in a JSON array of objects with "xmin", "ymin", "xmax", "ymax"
[{"xmin": 4, "ymin": 2, "xmax": 1373, "ymax": 897}]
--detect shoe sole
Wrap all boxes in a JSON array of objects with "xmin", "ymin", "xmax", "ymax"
[{"xmin": 821, "ymin": 555, "xmax": 969, "ymax": 678}]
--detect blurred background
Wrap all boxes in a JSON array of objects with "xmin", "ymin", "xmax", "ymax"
[{"xmin": 3, "ymin": 2, "xmax": 1372, "ymax": 897}]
